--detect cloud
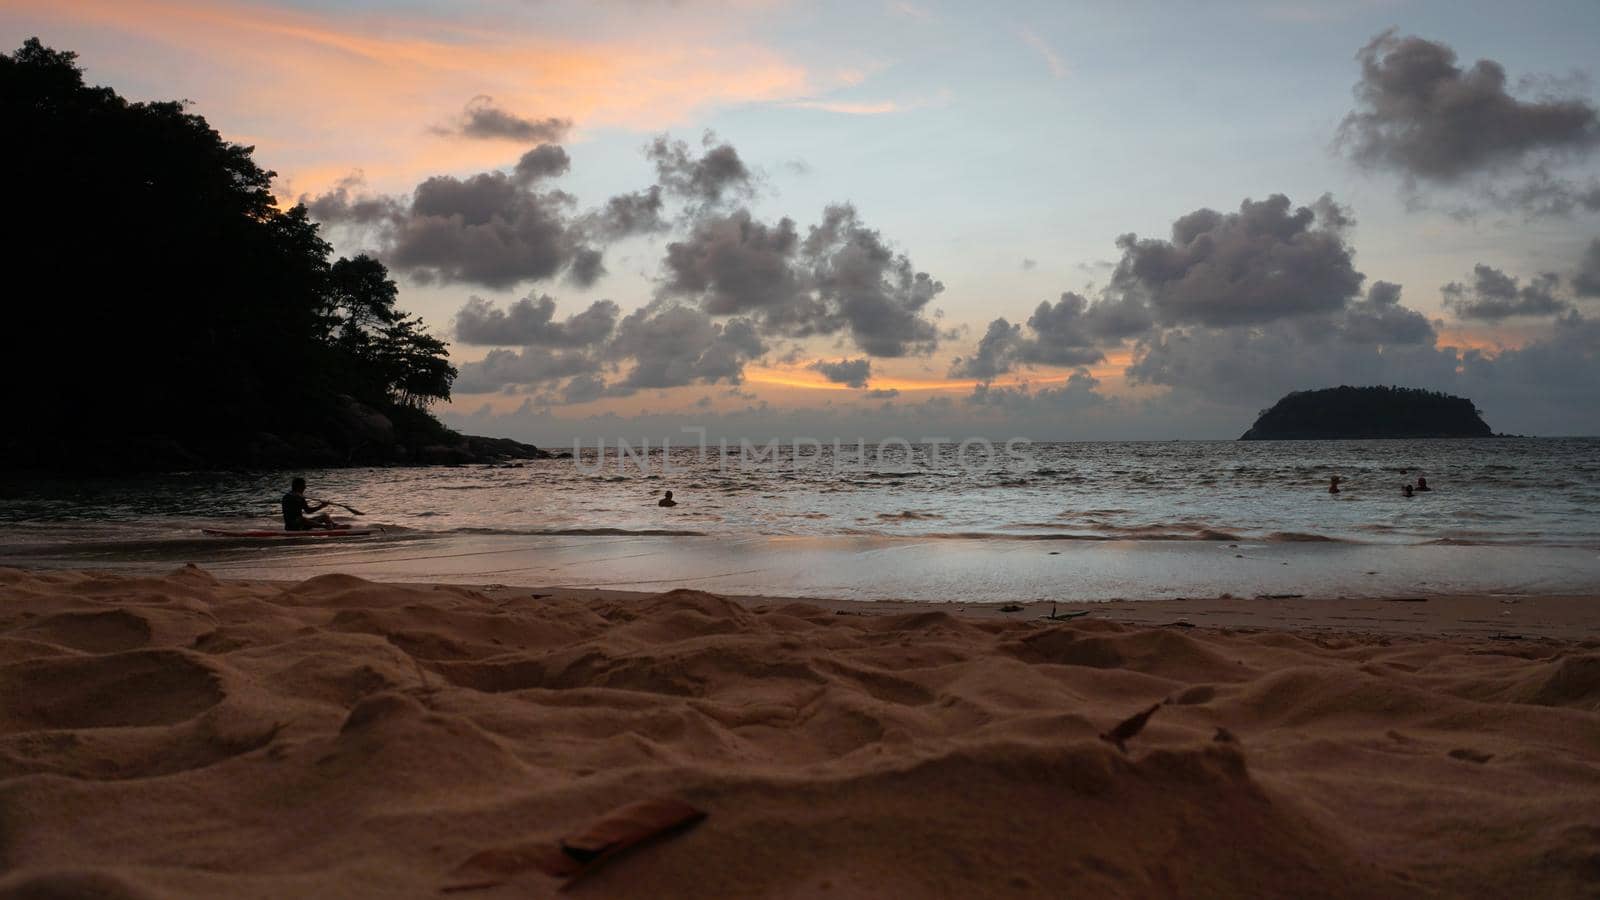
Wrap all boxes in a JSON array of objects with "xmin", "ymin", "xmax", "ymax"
[
  {"xmin": 1340, "ymin": 281, "xmax": 1436, "ymax": 344},
  {"xmin": 809, "ymin": 357, "xmax": 872, "ymax": 388},
  {"xmin": 453, "ymin": 295, "xmax": 619, "ymax": 346},
  {"xmin": 660, "ymin": 204, "xmax": 945, "ymax": 357},
  {"xmin": 803, "ymin": 204, "xmax": 945, "ymax": 356},
  {"xmin": 662, "ymin": 210, "xmax": 810, "ymax": 321},
  {"xmin": 567, "ymin": 247, "xmax": 606, "ymax": 287},
  {"xmin": 584, "ymin": 186, "xmax": 669, "ymax": 240},
  {"xmin": 785, "ymin": 99, "xmax": 901, "ymax": 115},
  {"xmin": 435, "ymin": 96, "xmax": 572, "ymax": 142},
  {"xmin": 1111, "ymin": 194, "xmax": 1364, "ymax": 327},
  {"xmin": 1338, "ymin": 31, "xmax": 1600, "ymax": 216},
  {"xmin": 1573, "ymin": 238, "xmax": 1600, "ymax": 298},
  {"xmin": 605, "ymin": 305, "xmax": 766, "ymax": 394},
  {"xmin": 952, "ymin": 193, "xmax": 1365, "ymax": 382},
  {"xmin": 1126, "ymin": 319, "xmax": 1462, "ymax": 408},
  {"xmin": 304, "ymin": 167, "xmax": 594, "ymax": 289},
  {"xmin": 513, "ymin": 144, "xmax": 572, "ymax": 183},
  {"xmin": 948, "ymin": 318, "xmax": 1023, "ymax": 381},
  {"xmin": 452, "ymin": 299, "xmax": 767, "ymax": 399},
  {"xmin": 966, "ymin": 369, "xmax": 1107, "ymax": 413},
  {"xmin": 453, "ymin": 346, "xmax": 604, "ymax": 394},
  {"xmin": 1455, "ymin": 312, "xmax": 1600, "ymax": 433},
  {"xmin": 1340, "ymin": 31, "xmax": 1599, "ymax": 181},
  {"xmin": 392, "ymin": 172, "xmax": 585, "ymax": 288},
  {"xmin": 301, "ymin": 173, "xmax": 402, "ymax": 224},
  {"xmin": 647, "ymin": 133, "xmax": 755, "ymax": 205},
  {"xmin": 1442, "ymin": 264, "xmax": 1569, "ymax": 320}
]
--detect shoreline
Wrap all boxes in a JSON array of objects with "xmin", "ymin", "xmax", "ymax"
[
  {"xmin": 2, "ymin": 565, "xmax": 1598, "ymax": 897},
  {"xmin": 5, "ymin": 532, "xmax": 1598, "ymax": 606}
]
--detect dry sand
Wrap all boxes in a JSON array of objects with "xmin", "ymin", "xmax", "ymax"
[{"xmin": 1, "ymin": 565, "xmax": 1597, "ymax": 898}]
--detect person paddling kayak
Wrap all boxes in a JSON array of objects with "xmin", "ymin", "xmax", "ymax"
[{"xmin": 283, "ymin": 477, "xmax": 339, "ymax": 531}]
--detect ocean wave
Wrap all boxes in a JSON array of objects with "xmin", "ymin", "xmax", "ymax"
[
  {"xmin": 447, "ymin": 526, "xmax": 709, "ymax": 537},
  {"xmin": 920, "ymin": 529, "xmax": 1245, "ymax": 542},
  {"xmin": 1263, "ymin": 532, "xmax": 1346, "ymax": 543}
]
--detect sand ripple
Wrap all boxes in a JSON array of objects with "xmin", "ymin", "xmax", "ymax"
[{"xmin": 1, "ymin": 566, "xmax": 1597, "ymax": 898}]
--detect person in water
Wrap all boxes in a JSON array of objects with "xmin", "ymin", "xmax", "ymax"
[
  {"xmin": 283, "ymin": 477, "xmax": 337, "ymax": 531},
  {"xmin": 658, "ymin": 490, "xmax": 677, "ymax": 508},
  {"xmin": 1328, "ymin": 476, "xmax": 1342, "ymax": 494},
  {"xmin": 1402, "ymin": 484, "xmax": 1414, "ymax": 497},
  {"xmin": 1415, "ymin": 476, "xmax": 1431, "ymax": 492}
]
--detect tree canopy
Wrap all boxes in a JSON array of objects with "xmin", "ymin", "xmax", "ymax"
[{"xmin": 1, "ymin": 38, "xmax": 457, "ymax": 467}]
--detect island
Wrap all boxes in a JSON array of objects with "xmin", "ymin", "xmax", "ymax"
[{"xmin": 1239, "ymin": 386, "xmax": 1492, "ymax": 440}]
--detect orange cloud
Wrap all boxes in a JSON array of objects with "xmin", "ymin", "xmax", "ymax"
[
  {"xmin": 745, "ymin": 349, "xmax": 1136, "ymax": 394},
  {"xmin": 14, "ymin": 0, "xmax": 817, "ymax": 195}
]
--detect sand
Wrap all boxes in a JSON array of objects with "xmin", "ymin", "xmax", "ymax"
[{"xmin": 1, "ymin": 566, "xmax": 1597, "ymax": 898}]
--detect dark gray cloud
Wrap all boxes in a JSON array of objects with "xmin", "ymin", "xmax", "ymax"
[
  {"xmin": 647, "ymin": 133, "xmax": 754, "ymax": 204},
  {"xmin": 965, "ymin": 368, "xmax": 1107, "ymax": 413},
  {"xmin": 809, "ymin": 357, "xmax": 871, "ymax": 388},
  {"xmin": 558, "ymin": 372, "xmax": 608, "ymax": 405},
  {"xmin": 567, "ymin": 247, "xmax": 605, "ymax": 287},
  {"xmin": 1455, "ymin": 312, "xmax": 1600, "ymax": 433},
  {"xmin": 453, "ymin": 295, "xmax": 619, "ymax": 346},
  {"xmin": 948, "ymin": 318, "xmax": 1022, "ymax": 380},
  {"xmin": 1339, "ymin": 30, "xmax": 1599, "ymax": 182},
  {"xmin": 585, "ymin": 186, "xmax": 669, "ymax": 240},
  {"xmin": 1442, "ymin": 264, "xmax": 1568, "ymax": 320},
  {"xmin": 662, "ymin": 210, "xmax": 810, "ymax": 322},
  {"xmin": 1126, "ymin": 320, "xmax": 1462, "ymax": 409},
  {"xmin": 951, "ymin": 194, "xmax": 1371, "ymax": 383},
  {"xmin": 1574, "ymin": 238, "xmax": 1600, "ymax": 298},
  {"xmin": 301, "ymin": 173, "xmax": 401, "ymax": 224},
  {"xmin": 1111, "ymin": 194, "xmax": 1364, "ymax": 327},
  {"xmin": 436, "ymin": 96, "xmax": 572, "ymax": 142},
  {"xmin": 1022, "ymin": 292, "xmax": 1114, "ymax": 366},
  {"xmin": 513, "ymin": 144, "xmax": 571, "ymax": 183},
  {"xmin": 453, "ymin": 346, "xmax": 604, "ymax": 394},
  {"xmin": 390, "ymin": 173, "xmax": 583, "ymax": 288},
  {"xmin": 659, "ymin": 204, "xmax": 944, "ymax": 357},
  {"xmin": 605, "ymin": 305, "xmax": 766, "ymax": 394},
  {"xmin": 304, "ymin": 170, "xmax": 595, "ymax": 290},
  {"xmin": 804, "ymin": 205, "xmax": 944, "ymax": 357},
  {"xmin": 1340, "ymin": 280, "xmax": 1436, "ymax": 344}
]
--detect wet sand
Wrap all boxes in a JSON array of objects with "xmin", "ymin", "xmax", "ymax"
[{"xmin": 1, "ymin": 566, "xmax": 1597, "ymax": 898}]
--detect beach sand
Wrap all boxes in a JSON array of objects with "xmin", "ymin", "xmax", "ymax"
[{"xmin": 1, "ymin": 565, "xmax": 1597, "ymax": 897}]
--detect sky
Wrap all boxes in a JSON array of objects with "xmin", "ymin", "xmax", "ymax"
[{"xmin": 9, "ymin": 0, "xmax": 1600, "ymax": 443}]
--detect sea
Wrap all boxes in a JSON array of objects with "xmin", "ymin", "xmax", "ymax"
[{"xmin": 3, "ymin": 438, "xmax": 1598, "ymax": 602}]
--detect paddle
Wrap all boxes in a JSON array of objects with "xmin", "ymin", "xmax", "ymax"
[{"xmin": 310, "ymin": 499, "xmax": 365, "ymax": 516}]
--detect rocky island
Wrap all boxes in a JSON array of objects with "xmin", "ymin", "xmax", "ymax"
[{"xmin": 1240, "ymin": 386, "xmax": 1492, "ymax": 440}]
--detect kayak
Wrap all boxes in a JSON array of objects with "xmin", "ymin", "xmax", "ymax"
[{"xmin": 200, "ymin": 528, "xmax": 383, "ymax": 539}]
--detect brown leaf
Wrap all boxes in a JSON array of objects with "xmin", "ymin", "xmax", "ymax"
[{"xmin": 1099, "ymin": 703, "xmax": 1160, "ymax": 753}]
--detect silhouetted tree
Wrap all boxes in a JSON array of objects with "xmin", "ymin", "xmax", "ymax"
[{"xmin": 1, "ymin": 38, "xmax": 457, "ymax": 467}]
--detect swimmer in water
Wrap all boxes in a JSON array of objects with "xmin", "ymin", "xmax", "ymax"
[
  {"xmin": 1328, "ymin": 476, "xmax": 1342, "ymax": 495},
  {"xmin": 1402, "ymin": 484, "xmax": 1414, "ymax": 497},
  {"xmin": 1415, "ymin": 476, "xmax": 1431, "ymax": 492},
  {"xmin": 658, "ymin": 490, "xmax": 677, "ymax": 507}
]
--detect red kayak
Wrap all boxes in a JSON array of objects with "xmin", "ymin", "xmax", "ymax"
[{"xmin": 201, "ymin": 528, "xmax": 382, "ymax": 539}]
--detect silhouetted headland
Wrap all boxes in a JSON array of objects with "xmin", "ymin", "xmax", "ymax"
[
  {"xmin": 1239, "ymin": 386, "xmax": 1493, "ymax": 440},
  {"xmin": 0, "ymin": 39, "xmax": 554, "ymax": 472}
]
